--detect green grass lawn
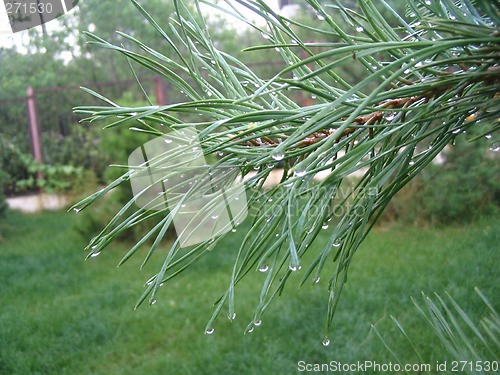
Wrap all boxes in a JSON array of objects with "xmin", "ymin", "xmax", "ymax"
[{"xmin": 0, "ymin": 211, "xmax": 498, "ymax": 374}]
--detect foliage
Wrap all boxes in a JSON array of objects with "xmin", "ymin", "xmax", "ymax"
[
  {"xmin": 373, "ymin": 289, "xmax": 499, "ymax": 375},
  {"xmin": 0, "ymin": 171, "xmax": 7, "ymax": 219},
  {"xmin": 0, "ymin": 137, "xmax": 85, "ymax": 194},
  {"xmin": 73, "ymin": 0, "xmax": 499, "ymax": 341},
  {"xmin": 388, "ymin": 137, "xmax": 500, "ymax": 224}
]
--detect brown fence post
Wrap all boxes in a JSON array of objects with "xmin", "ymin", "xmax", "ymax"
[
  {"xmin": 154, "ymin": 77, "xmax": 167, "ymax": 106},
  {"xmin": 26, "ymin": 86, "xmax": 44, "ymax": 181}
]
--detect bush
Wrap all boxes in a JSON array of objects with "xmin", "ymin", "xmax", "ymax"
[
  {"xmin": 0, "ymin": 170, "xmax": 8, "ymax": 218},
  {"xmin": 387, "ymin": 138, "xmax": 500, "ymax": 224}
]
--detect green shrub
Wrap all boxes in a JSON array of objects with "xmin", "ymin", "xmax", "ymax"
[
  {"xmin": 0, "ymin": 170, "xmax": 7, "ymax": 218},
  {"xmin": 388, "ymin": 138, "xmax": 500, "ymax": 224}
]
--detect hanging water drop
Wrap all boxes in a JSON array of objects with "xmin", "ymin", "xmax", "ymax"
[
  {"xmin": 485, "ymin": 134, "xmax": 492, "ymax": 139},
  {"xmin": 272, "ymin": 152, "xmax": 285, "ymax": 161},
  {"xmin": 313, "ymin": 277, "xmax": 320, "ymax": 284},
  {"xmin": 205, "ymin": 328, "xmax": 215, "ymax": 335},
  {"xmin": 211, "ymin": 215, "xmax": 219, "ymax": 220},
  {"xmin": 90, "ymin": 251, "xmax": 101, "ymax": 258},
  {"xmin": 452, "ymin": 128, "xmax": 461, "ymax": 134},
  {"xmin": 254, "ymin": 320, "xmax": 262, "ymax": 326},
  {"xmin": 386, "ymin": 113, "xmax": 395, "ymax": 122},
  {"xmin": 489, "ymin": 142, "xmax": 500, "ymax": 152},
  {"xmin": 322, "ymin": 338, "xmax": 331, "ymax": 347},
  {"xmin": 73, "ymin": 207, "xmax": 81, "ymax": 213},
  {"xmin": 425, "ymin": 0, "xmax": 431, "ymax": 4},
  {"xmin": 316, "ymin": 12, "xmax": 325, "ymax": 20},
  {"xmin": 259, "ymin": 265, "xmax": 269, "ymax": 272},
  {"xmin": 261, "ymin": 32, "xmax": 271, "ymax": 40},
  {"xmin": 404, "ymin": 68, "xmax": 412, "ymax": 74},
  {"xmin": 151, "ymin": 299, "xmax": 157, "ymax": 305},
  {"xmin": 164, "ymin": 138, "xmax": 173, "ymax": 144},
  {"xmin": 356, "ymin": 25, "xmax": 364, "ymax": 32},
  {"xmin": 294, "ymin": 169, "xmax": 306, "ymax": 178},
  {"xmin": 228, "ymin": 313, "xmax": 236, "ymax": 321},
  {"xmin": 231, "ymin": 228, "xmax": 237, "ymax": 233},
  {"xmin": 247, "ymin": 326, "xmax": 254, "ymax": 334},
  {"xmin": 322, "ymin": 224, "xmax": 329, "ymax": 230},
  {"xmin": 409, "ymin": 161, "xmax": 415, "ymax": 166},
  {"xmin": 333, "ymin": 240, "xmax": 341, "ymax": 248}
]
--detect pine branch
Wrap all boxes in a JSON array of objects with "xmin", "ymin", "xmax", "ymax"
[{"xmin": 72, "ymin": 0, "xmax": 500, "ymax": 341}]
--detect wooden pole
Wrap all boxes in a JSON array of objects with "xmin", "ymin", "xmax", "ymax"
[
  {"xmin": 26, "ymin": 86, "xmax": 44, "ymax": 181},
  {"xmin": 154, "ymin": 77, "xmax": 167, "ymax": 106}
]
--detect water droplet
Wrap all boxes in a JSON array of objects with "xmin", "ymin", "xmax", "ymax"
[
  {"xmin": 291, "ymin": 38, "xmax": 298, "ymax": 45},
  {"xmin": 211, "ymin": 215, "xmax": 219, "ymax": 220},
  {"xmin": 259, "ymin": 265, "xmax": 269, "ymax": 272},
  {"xmin": 294, "ymin": 169, "xmax": 306, "ymax": 178},
  {"xmin": 205, "ymin": 328, "xmax": 215, "ymax": 335},
  {"xmin": 162, "ymin": 178, "xmax": 169, "ymax": 183},
  {"xmin": 289, "ymin": 263, "xmax": 301, "ymax": 272},
  {"xmin": 333, "ymin": 240, "xmax": 341, "ymax": 248},
  {"xmin": 356, "ymin": 26, "xmax": 364, "ymax": 32},
  {"xmin": 316, "ymin": 12, "xmax": 325, "ymax": 20},
  {"xmin": 274, "ymin": 47, "xmax": 280, "ymax": 52},
  {"xmin": 386, "ymin": 113, "xmax": 395, "ymax": 122},
  {"xmin": 313, "ymin": 277, "xmax": 320, "ymax": 284},
  {"xmin": 409, "ymin": 161, "xmax": 415, "ymax": 166},
  {"xmin": 90, "ymin": 251, "xmax": 101, "ymax": 258},
  {"xmin": 311, "ymin": 95, "xmax": 317, "ymax": 99},
  {"xmin": 210, "ymin": 59, "xmax": 216, "ymax": 65},
  {"xmin": 216, "ymin": 151, "xmax": 224, "ymax": 157},
  {"xmin": 275, "ymin": 233, "xmax": 279, "ymax": 237},
  {"xmin": 261, "ymin": 32, "xmax": 271, "ymax": 40},
  {"xmin": 254, "ymin": 320, "xmax": 262, "ymax": 326},
  {"xmin": 452, "ymin": 128, "xmax": 461, "ymax": 134},
  {"xmin": 415, "ymin": 61, "xmax": 423, "ymax": 68},
  {"xmin": 247, "ymin": 326, "xmax": 254, "ymax": 334},
  {"xmin": 207, "ymin": 91, "xmax": 213, "ymax": 97},
  {"xmin": 151, "ymin": 299, "xmax": 157, "ymax": 305},
  {"xmin": 181, "ymin": 204, "xmax": 186, "ymax": 208},
  {"xmin": 322, "ymin": 338, "xmax": 330, "ymax": 347},
  {"xmin": 404, "ymin": 68, "xmax": 412, "ymax": 74},
  {"xmin": 489, "ymin": 142, "xmax": 500, "ymax": 152},
  {"xmin": 425, "ymin": 0, "xmax": 431, "ymax": 4},
  {"xmin": 73, "ymin": 207, "xmax": 81, "ymax": 213},
  {"xmin": 272, "ymin": 152, "xmax": 285, "ymax": 161},
  {"xmin": 228, "ymin": 313, "xmax": 236, "ymax": 321},
  {"xmin": 322, "ymin": 224, "xmax": 329, "ymax": 230},
  {"xmin": 165, "ymin": 138, "xmax": 172, "ymax": 144},
  {"xmin": 231, "ymin": 228, "xmax": 237, "ymax": 233},
  {"xmin": 485, "ymin": 134, "xmax": 492, "ymax": 139},
  {"xmin": 268, "ymin": 198, "xmax": 273, "ymax": 202}
]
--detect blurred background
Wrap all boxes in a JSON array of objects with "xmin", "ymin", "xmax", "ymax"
[{"xmin": 0, "ymin": 1, "xmax": 498, "ymax": 374}]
